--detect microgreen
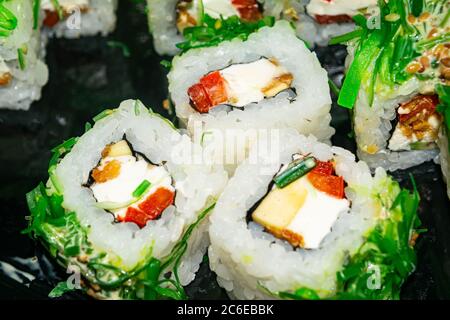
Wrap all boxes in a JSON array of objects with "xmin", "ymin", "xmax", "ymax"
[
  {"xmin": 176, "ymin": 14, "xmax": 275, "ymax": 53},
  {"xmin": 335, "ymin": 0, "xmax": 449, "ymax": 109}
]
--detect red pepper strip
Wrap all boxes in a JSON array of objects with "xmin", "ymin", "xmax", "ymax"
[
  {"xmin": 199, "ymin": 71, "xmax": 228, "ymax": 106},
  {"xmin": 120, "ymin": 188, "xmax": 175, "ymax": 228},
  {"xmin": 314, "ymin": 14, "xmax": 353, "ymax": 25},
  {"xmin": 43, "ymin": 10, "xmax": 60, "ymax": 27},
  {"xmin": 122, "ymin": 207, "xmax": 151, "ymax": 228},
  {"xmin": 188, "ymin": 71, "xmax": 229, "ymax": 113},
  {"xmin": 307, "ymin": 172, "xmax": 345, "ymax": 199},
  {"xmin": 138, "ymin": 188, "xmax": 175, "ymax": 220},
  {"xmin": 310, "ymin": 161, "xmax": 334, "ymax": 175},
  {"xmin": 188, "ymin": 83, "xmax": 213, "ymax": 113},
  {"xmin": 232, "ymin": 0, "xmax": 262, "ymax": 21},
  {"xmin": 398, "ymin": 95, "xmax": 439, "ymax": 124}
]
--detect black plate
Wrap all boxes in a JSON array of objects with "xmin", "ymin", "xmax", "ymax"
[{"xmin": 0, "ymin": 1, "xmax": 449, "ymax": 300}]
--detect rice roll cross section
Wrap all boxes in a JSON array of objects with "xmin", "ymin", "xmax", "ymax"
[
  {"xmin": 40, "ymin": 0, "xmax": 118, "ymax": 38},
  {"xmin": 89, "ymin": 140, "xmax": 175, "ymax": 228},
  {"xmin": 176, "ymin": 0, "xmax": 262, "ymax": 32},
  {"xmin": 252, "ymin": 156, "xmax": 349, "ymax": 249},
  {"xmin": 188, "ymin": 58, "xmax": 293, "ymax": 113},
  {"xmin": 169, "ymin": 22, "xmax": 333, "ymax": 173},
  {"xmin": 208, "ymin": 133, "xmax": 422, "ymax": 300},
  {"xmin": 24, "ymin": 100, "xmax": 228, "ymax": 299},
  {"xmin": 0, "ymin": 0, "xmax": 49, "ymax": 110}
]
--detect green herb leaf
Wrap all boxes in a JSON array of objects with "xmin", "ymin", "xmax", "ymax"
[
  {"xmin": 107, "ymin": 41, "xmax": 131, "ymax": 58},
  {"xmin": 338, "ymin": 29, "xmax": 383, "ymax": 109},
  {"xmin": 17, "ymin": 47, "xmax": 26, "ymax": 70},
  {"xmin": 160, "ymin": 59, "xmax": 172, "ymax": 69},
  {"xmin": 176, "ymin": 14, "xmax": 275, "ymax": 53},
  {"xmin": 329, "ymin": 29, "xmax": 364, "ymax": 45},
  {"xmin": 328, "ymin": 79, "xmax": 341, "ymax": 96},
  {"xmin": 436, "ymin": 84, "xmax": 450, "ymax": 151},
  {"xmin": 338, "ymin": 0, "xmax": 449, "ymax": 109},
  {"xmin": 33, "ymin": 0, "xmax": 41, "ymax": 30},
  {"xmin": 0, "ymin": 2, "xmax": 18, "ymax": 37},
  {"xmin": 93, "ymin": 109, "xmax": 114, "ymax": 122},
  {"xmin": 410, "ymin": 0, "xmax": 424, "ymax": 17},
  {"xmin": 50, "ymin": 0, "xmax": 64, "ymax": 20},
  {"xmin": 48, "ymin": 281, "xmax": 77, "ymax": 298}
]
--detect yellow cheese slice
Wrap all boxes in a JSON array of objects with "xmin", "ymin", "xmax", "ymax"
[{"xmin": 252, "ymin": 178, "xmax": 308, "ymax": 236}]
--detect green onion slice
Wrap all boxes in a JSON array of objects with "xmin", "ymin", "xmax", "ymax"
[
  {"xmin": 133, "ymin": 180, "xmax": 151, "ymax": 198},
  {"xmin": 274, "ymin": 157, "xmax": 317, "ymax": 189}
]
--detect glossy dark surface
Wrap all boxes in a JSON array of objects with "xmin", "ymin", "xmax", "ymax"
[{"xmin": 0, "ymin": 1, "xmax": 449, "ymax": 300}]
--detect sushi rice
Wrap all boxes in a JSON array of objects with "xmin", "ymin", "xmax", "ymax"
[
  {"xmin": 25, "ymin": 100, "xmax": 228, "ymax": 299},
  {"xmin": 0, "ymin": 0, "xmax": 49, "ymax": 110},
  {"xmin": 40, "ymin": 0, "xmax": 118, "ymax": 38},
  {"xmin": 146, "ymin": 0, "xmax": 183, "ymax": 56},
  {"xmin": 209, "ymin": 131, "xmax": 421, "ymax": 299},
  {"xmin": 168, "ymin": 21, "xmax": 334, "ymax": 172}
]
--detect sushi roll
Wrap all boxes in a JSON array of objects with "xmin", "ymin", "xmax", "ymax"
[
  {"xmin": 168, "ymin": 21, "xmax": 334, "ymax": 172},
  {"xmin": 146, "ymin": 0, "xmax": 304, "ymax": 56},
  {"xmin": 24, "ymin": 100, "xmax": 227, "ymax": 299},
  {"xmin": 0, "ymin": 0, "xmax": 49, "ymax": 110},
  {"xmin": 304, "ymin": 0, "xmax": 378, "ymax": 46},
  {"xmin": 209, "ymin": 131, "xmax": 421, "ymax": 299},
  {"xmin": 40, "ymin": 0, "xmax": 118, "ymax": 38},
  {"xmin": 337, "ymin": 0, "xmax": 449, "ymax": 171}
]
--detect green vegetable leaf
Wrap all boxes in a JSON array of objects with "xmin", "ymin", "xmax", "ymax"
[
  {"xmin": 410, "ymin": 0, "xmax": 424, "ymax": 17},
  {"xmin": 338, "ymin": 0, "xmax": 449, "ymax": 109},
  {"xmin": 160, "ymin": 59, "xmax": 172, "ymax": 69},
  {"xmin": 107, "ymin": 41, "xmax": 131, "ymax": 58},
  {"xmin": 50, "ymin": 0, "xmax": 63, "ymax": 20},
  {"xmin": 436, "ymin": 84, "xmax": 450, "ymax": 151},
  {"xmin": 17, "ymin": 47, "xmax": 26, "ymax": 70},
  {"xmin": 48, "ymin": 281, "xmax": 77, "ymax": 298},
  {"xmin": 0, "ymin": 1, "xmax": 18, "ymax": 37},
  {"xmin": 33, "ymin": 0, "xmax": 41, "ymax": 30},
  {"xmin": 335, "ymin": 177, "xmax": 420, "ymax": 299},
  {"xmin": 176, "ymin": 14, "xmax": 275, "ymax": 53},
  {"xmin": 93, "ymin": 109, "xmax": 114, "ymax": 122},
  {"xmin": 338, "ymin": 31, "xmax": 384, "ymax": 108}
]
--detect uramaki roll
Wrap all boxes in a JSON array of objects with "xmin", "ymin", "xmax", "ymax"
[
  {"xmin": 209, "ymin": 132, "xmax": 421, "ymax": 299},
  {"xmin": 25, "ymin": 100, "xmax": 227, "ymax": 299}
]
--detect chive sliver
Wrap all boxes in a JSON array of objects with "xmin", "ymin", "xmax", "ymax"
[
  {"xmin": 132, "ymin": 180, "xmax": 151, "ymax": 198},
  {"xmin": 274, "ymin": 157, "xmax": 316, "ymax": 188}
]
